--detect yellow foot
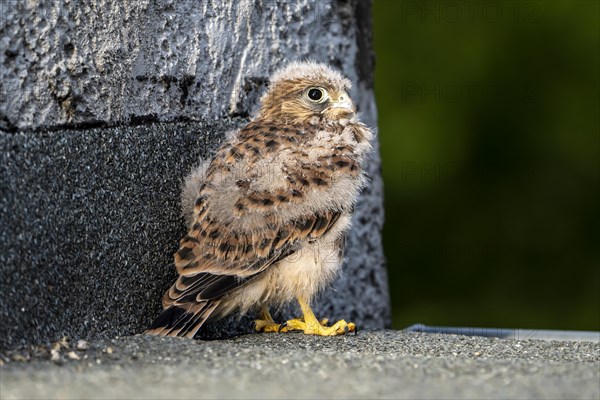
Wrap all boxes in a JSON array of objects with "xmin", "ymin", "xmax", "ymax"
[
  {"xmin": 254, "ymin": 302, "xmax": 357, "ymax": 336},
  {"xmin": 280, "ymin": 317, "xmax": 356, "ymax": 336},
  {"xmin": 255, "ymin": 307, "xmax": 288, "ymax": 333},
  {"xmin": 254, "ymin": 318, "xmax": 284, "ymax": 333}
]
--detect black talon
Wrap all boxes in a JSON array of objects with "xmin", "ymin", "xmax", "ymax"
[
  {"xmin": 278, "ymin": 322, "xmax": 288, "ymax": 333},
  {"xmin": 354, "ymin": 325, "xmax": 358, "ymax": 335},
  {"xmin": 344, "ymin": 325, "xmax": 348, "ymax": 334}
]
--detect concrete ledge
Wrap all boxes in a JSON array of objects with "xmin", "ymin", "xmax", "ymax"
[
  {"xmin": 406, "ymin": 324, "xmax": 600, "ymax": 343},
  {"xmin": 1, "ymin": 330, "xmax": 598, "ymax": 399}
]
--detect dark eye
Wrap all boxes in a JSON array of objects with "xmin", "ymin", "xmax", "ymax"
[{"xmin": 308, "ymin": 88, "xmax": 324, "ymax": 101}]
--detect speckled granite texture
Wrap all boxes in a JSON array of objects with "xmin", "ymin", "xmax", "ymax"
[
  {"xmin": 1, "ymin": 331, "xmax": 598, "ymax": 399},
  {"xmin": 0, "ymin": 0, "xmax": 389, "ymax": 349}
]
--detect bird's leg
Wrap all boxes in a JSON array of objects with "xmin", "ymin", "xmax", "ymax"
[
  {"xmin": 279, "ymin": 297, "xmax": 356, "ymax": 336},
  {"xmin": 254, "ymin": 307, "xmax": 284, "ymax": 333}
]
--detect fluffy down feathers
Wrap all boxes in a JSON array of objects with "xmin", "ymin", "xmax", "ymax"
[{"xmin": 146, "ymin": 61, "xmax": 372, "ymax": 338}]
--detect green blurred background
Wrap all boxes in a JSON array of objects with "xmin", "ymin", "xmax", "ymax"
[{"xmin": 372, "ymin": 0, "xmax": 599, "ymax": 330}]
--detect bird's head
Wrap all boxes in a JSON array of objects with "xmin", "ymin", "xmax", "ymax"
[{"xmin": 257, "ymin": 61, "xmax": 355, "ymax": 124}]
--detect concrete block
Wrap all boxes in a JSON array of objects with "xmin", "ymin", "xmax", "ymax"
[{"xmin": 0, "ymin": 0, "xmax": 389, "ymax": 349}]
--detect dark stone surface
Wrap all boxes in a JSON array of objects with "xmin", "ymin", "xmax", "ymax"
[
  {"xmin": 0, "ymin": 121, "xmax": 223, "ymax": 348},
  {"xmin": 0, "ymin": 119, "xmax": 389, "ymax": 350},
  {"xmin": 0, "ymin": 0, "xmax": 390, "ymax": 350}
]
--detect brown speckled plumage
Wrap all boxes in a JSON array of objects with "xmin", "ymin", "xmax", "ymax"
[{"xmin": 146, "ymin": 61, "xmax": 373, "ymax": 338}]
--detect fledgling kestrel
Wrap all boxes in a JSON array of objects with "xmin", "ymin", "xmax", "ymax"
[{"xmin": 146, "ymin": 61, "xmax": 373, "ymax": 338}]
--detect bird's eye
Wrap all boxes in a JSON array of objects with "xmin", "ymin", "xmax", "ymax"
[{"xmin": 307, "ymin": 87, "xmax": 326, "ymax": 103}]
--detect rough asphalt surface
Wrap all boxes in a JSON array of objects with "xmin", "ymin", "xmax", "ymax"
[{"xmin": 1, "ymin": 330, "xmax": 598, "ymax": 399}]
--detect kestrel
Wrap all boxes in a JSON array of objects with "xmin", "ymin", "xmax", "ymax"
[{"xmin": 146, "ymin": 61, "xmax": 373, "ymax": 338}]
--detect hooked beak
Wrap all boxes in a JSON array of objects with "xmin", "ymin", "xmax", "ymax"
[{"xmin": 325, "ymin": 95, "xmax": 356, "ymax": 119}]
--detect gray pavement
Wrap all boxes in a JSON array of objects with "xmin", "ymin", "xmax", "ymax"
[{"xmin": 1, "ymin": 330, "xmax": 598, "ymax": 399}]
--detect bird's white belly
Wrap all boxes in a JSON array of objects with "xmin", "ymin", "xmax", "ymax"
[
  {"xmin": 227, "ymin": 234, "xmax": 343, "ymax": 315},
  {"xmin": 269, "ymin": 238, "xmax": 342, "ymax": 302}
]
